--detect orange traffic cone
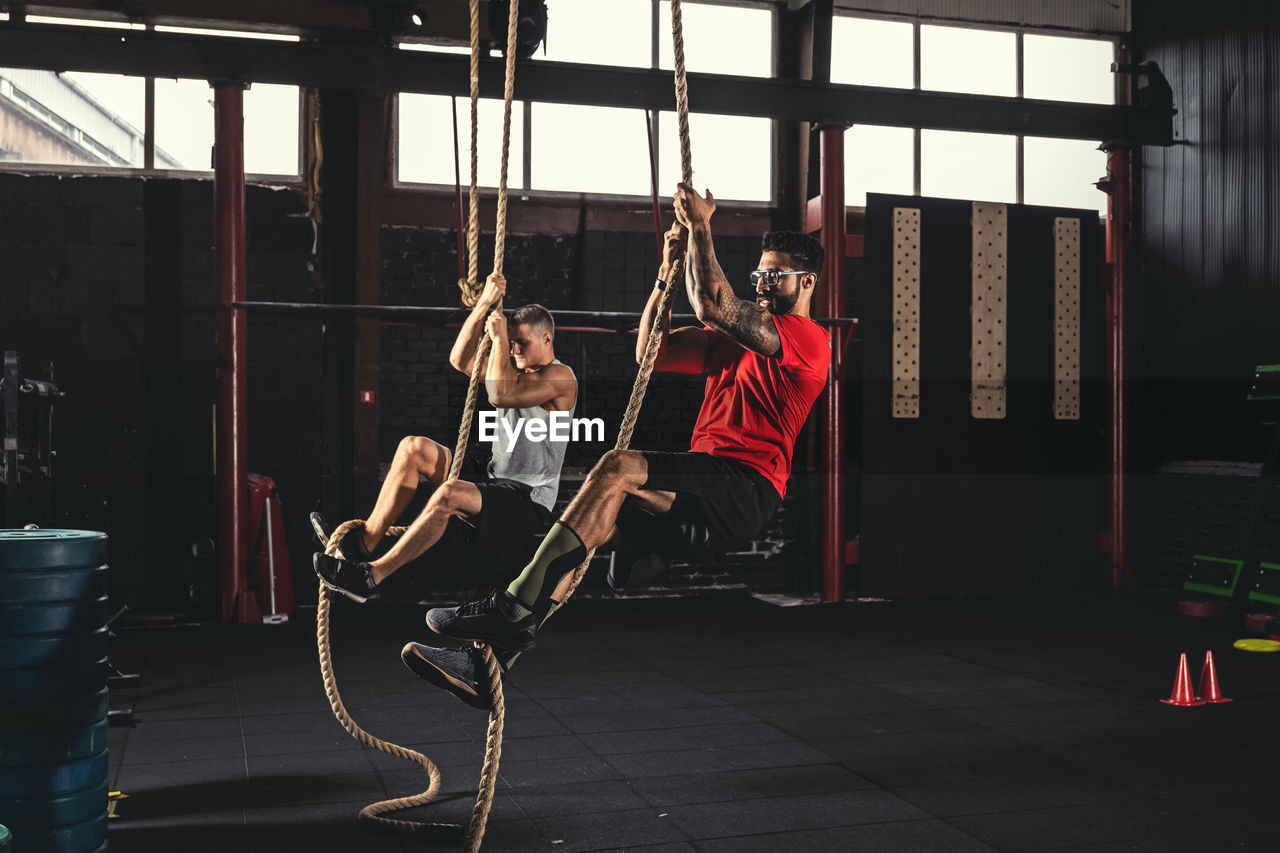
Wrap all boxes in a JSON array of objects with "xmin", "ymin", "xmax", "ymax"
[
  {"xmin": 1160, "ymin": 653, "xmax": 1206, "ymax": 706},
  {"xmin": 1197, "ymin": 650, "xmax": 1232, "ymax": 703}
]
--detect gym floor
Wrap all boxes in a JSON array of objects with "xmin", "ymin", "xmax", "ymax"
[{"xmin": 105, "ymin": 595, "xmax": 1278, "ymax": 852}]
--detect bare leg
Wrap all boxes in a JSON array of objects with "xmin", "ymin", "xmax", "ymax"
[
  {"xmin": 368, "ymin": 480, "xmax": 482, "ymax": 584},
  {"xmin": 559, "ymin": 449, "xmax": 675, "ymax": 550},
  {"xmin": 364, "ymin": 436, "xmax": 452, "ymax": 553},
  {"xmin": 543, "ymin": 450, "xmax": 675, "ymax": 601}
]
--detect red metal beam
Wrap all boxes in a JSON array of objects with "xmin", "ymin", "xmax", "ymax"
[
  {"xmin": 214, "ymin": 84, "xmax": 253, "ymax": 622},
  {"xmin": 819, "ymin": 126, "xmax": 846, "ymax": 603},
  {"xmin": 1103, "ymin": 147, "xmax": 1133, "ymax": 592}
]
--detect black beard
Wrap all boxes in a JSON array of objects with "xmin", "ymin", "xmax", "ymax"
[{"xmin": 763, "ymin": 289, "xmax": 799, "ymax": 315}]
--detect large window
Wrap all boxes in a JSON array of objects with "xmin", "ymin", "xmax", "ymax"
[
  {"xmin": 396, "ymin": 0, "xmax": 774, "ymax": 202},
  {"xmin": 398, "ymin": 95, "xmax": 526, "ymax": 188},
  {"xmin": 836, "ymin": 17, "xmax": 1113, "ymax": 214},
  {"xmin": 0, "ymin": 16, "xmax": 301, "ymax": 177},
  {"xmin": 155, "ymin": 79, "xmax": 300, "ymax": 175}
]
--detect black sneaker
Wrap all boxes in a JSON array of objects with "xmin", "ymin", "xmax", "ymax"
[
  {"xmin": 425, "ymin": 591, "xmax": 536, "ymax": 653},
  {"xmin": 401, "ymin": 642, "xmax": 494, "ymax": 711},
  {"xmin": 309, "ymin": 511, "xmax": 373, "ymax": 563},
  {"xmin": 313, "ymin": 552, "xmax": 379, "ymax": 604}
]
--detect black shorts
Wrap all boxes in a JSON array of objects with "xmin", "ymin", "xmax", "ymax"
[
  {"xmin": 619, "ymin": 450, "xmax": 782, "ymax": 558},
  {"xmin": 437, "ymin": 453, "xmax": 551, "ymax": 556}
]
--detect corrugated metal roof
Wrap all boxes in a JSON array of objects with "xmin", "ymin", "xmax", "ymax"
[{"xmin": 827, "ymin": 0, "xmax": 1131, "ymax": 34}]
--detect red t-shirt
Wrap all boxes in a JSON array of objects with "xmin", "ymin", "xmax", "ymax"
[{"xmin": 684, "ymin": 313, "xmax": 830, "ymax": 498}]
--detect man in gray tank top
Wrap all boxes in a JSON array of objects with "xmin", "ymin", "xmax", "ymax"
[{"xmin": 312, "ymin": 271, "xmax": 578, "ymax": 603}]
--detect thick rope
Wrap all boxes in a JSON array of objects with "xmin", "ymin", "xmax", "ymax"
[
  {"xmin": 449, "ymin": 0, "xmax": 520, "ymax": 483},
  {"xmin": 459, "ymin": 0, "xmax": 482, "ymax": 307},
  {"xmin": 316, "ymin": 521, "xmax": 459, "ymax": 837},
  {"xmin": 317, "ymin": 1, "xmax": 521, "ymax": 850},
  {"xmin": 557, "ymin": 0, "xmax": 694, "ymax": 607}
]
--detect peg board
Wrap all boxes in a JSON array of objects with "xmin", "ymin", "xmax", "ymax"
[
  {"xmin": 892, "ymin": 207, "xmax": 922, "ymax": 418},
  {"xmin": 862, "ymin": 193, "xmax": 1104, "ymax": 598},
  {"xmin": 971, "ymin": 202, "xmax": 1008, "ymax": 419},
  {"xmin": 1053, "ymin": 217, "xmax": 1081, "ymax": 420}
]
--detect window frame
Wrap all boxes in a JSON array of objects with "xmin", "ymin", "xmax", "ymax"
[
  {"xmin": 835, "ymin": 11, "xmax": 1120, "ymax": 213},
  {"xmin": 391, "ymin": 0, "xmax": 777, "ymax": 208},
  {"xmin": 0, "ymin": 18, "xmax": 305, "ymax": 183}
]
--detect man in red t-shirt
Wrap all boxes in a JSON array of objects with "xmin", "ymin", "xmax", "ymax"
[{"xmin": 402, "ymin": 184, "xmax": 831, "ymax": 709}]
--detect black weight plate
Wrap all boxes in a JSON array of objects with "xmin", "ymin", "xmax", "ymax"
[
  {"xmin": 0, "ymin": 750, "xmax": 108, "ymax": 799},
  {"xmin": 0, "ymin": 596, "xmax": 109, "ymax": 637},
  {"xmin": 0, "ymin": 565, "xmax": 108, "ymax": 603},
  {"xmin": 0, "ymin": 689, "xmax": 108, "ymax": 730},
  {"xmin": 0, "ymin": 720, "xmax": 110, "ymax": 768},
  {"xmin": 0, "ymin": 658, "xmax": 108, "ymax": 701},
  {"xmin": 0, "ymin": 531, "xmax": 108, "ymax": 571},
  {"xmin": 0, "ymin": 627, "xmax": 108, "ymax": 670},
  {"xmin": 0, "ymin": 781, "xmax": 107, "ymax": 830}
]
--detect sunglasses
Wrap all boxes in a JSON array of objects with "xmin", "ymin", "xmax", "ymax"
[{"xmin": 749, "ymin": 269, "xmax": 813, "ymax": 287}]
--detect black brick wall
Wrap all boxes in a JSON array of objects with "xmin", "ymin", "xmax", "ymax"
[{"xmin": 0, "ymin": 175, "xmax": 319, "ymax": 613}]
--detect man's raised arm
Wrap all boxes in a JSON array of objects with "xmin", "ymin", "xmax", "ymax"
[
  {"xmin": 638, "ymin": 220, "xmax": 714, "ymax": 373},
  {"xmin": 673, "ymin": 183, "xmax": 782, "ymax": 359},
  {"xmin": 448, "ymin": 272, "xmax": 506, "ymax": 375}
]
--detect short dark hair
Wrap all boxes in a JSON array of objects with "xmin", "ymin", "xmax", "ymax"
[
  {"xmin": 762, "ymin": 231, "xmax": 824, "ymax": 282},
  {"xmin": 510, "ymin": 303, "xmax": 554, "ymax": 339}
]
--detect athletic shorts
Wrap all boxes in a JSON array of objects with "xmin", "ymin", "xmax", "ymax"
[
  {"xmin": 622, "ymin": 450, "xmax": 782, "ymax": 558},
  {"xmin": 436, "ymin": 453, "xmax": 552, "ymax": 556}
]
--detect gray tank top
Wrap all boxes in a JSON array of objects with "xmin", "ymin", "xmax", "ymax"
[{"xmin": 487, "ymin": 359, "xmax": 574, "ymax": 513}]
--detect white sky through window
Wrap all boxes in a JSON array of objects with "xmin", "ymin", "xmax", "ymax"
[
  {"xmin": 831, "ymin": 17, "xmax": 913, "ymax": 88},
  {"xmin": 398, "ymin": 95, "xmax": 525, "ymax": 188},
  {"xmin": 537, "ymin": 0, "xmax": 651, "ymax": 67}
]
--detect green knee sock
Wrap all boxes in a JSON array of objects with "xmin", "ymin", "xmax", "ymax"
[{"xmin": 500, "ymin": 521, "xmax": 586, "ymax": 620}]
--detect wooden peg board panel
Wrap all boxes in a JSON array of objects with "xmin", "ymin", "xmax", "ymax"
[
  {"xmin": 971, "ymin": 202, "xmax": 1008, "ymax": 419},
  {"xmin": 1054, "ymin": 217, "xmax": 1082, "ymax": 420},
  {"xmin": 892, "ymin": 207, "xmax": 922, "ymax": 418}
]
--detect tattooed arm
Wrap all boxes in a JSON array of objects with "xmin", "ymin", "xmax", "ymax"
[{"xmin": 673, "ymin": 183, "xmax": 781, "ymax": 358}]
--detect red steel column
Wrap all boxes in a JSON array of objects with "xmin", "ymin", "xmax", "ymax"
[
  {"xmin": 1104, "ymin": 146, "xmax": 1132, "ymax": 592},
  {"xmin": 819, "ymin": 126, "xmax": 846, "ymax": 602},
  {"xmin": 214, "ymin": 84, "xmax": 250, "ymax": 622}
]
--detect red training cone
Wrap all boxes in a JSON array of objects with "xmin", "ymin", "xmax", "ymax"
[
  {"xmin": 1197, "ymin": 650, "xmax": 1232, "ymax": 703},
  {"xmin": 1160, "ymin": 653, "xmax": 1206, "ymax": 706}
]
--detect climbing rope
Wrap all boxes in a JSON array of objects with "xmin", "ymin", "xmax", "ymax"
[
  {"xmin": 315, "ymin": 0, "xmax": 518, "ymax": 850},
  {"xmin": 458, "ymin": 0, "xmax": 483, "ymax": 308}
]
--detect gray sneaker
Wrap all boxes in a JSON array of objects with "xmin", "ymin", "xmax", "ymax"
[
  {"xmin": 401, "ymin": 642, "xmax": 494, "ymax": 711},
  {"xmin": 425, "ymin": 590, "xmax": 537, "ymax": 652}
]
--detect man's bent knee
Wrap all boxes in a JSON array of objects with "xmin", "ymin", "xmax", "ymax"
[
  {"xmin": 399, "ymin": 435, "xmax": 444, "ymax": 471},
  {"xmin": 591, "ymin": 449, "xmax": 646, "ymax": 487},
  {"xmin": 428, "ymin": 479, "xmax": 478, "ymax": 515}
]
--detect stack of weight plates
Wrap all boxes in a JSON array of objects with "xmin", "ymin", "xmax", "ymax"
[{"xmin": 0, "ymin": 530, "xmax": 111, "ymax": 853}]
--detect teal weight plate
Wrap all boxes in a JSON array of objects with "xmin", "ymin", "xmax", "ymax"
[
  {"xmin": 0, "ymin": 658, "xmax": 108, "ymax": 701},
  {"xmin": 0, "ymin": 720, "xmax": 110, "ymax": 769},
  {"xmin": 0, "ymin": 531, "xmax": 108, "ymax": 572},
  {"xmin": 0, "ymin": 565, "xmax": 108, "ymax": 604},
  {"xmin": 0, "ymin": 751, "xmax": 108, "ymax": 799},
  {"xmin": 0, "ymin": 596, "xmax": 109, "ymax": 637},
  {"xmin": 4, "ymin": 812, "xmax": 107, "ymax": 853},
  {"xmin": 0, "ymin": 627, "xmax": 108, "ymax": 670},
  {"xmin": 0, "ymin": 689, "xmax": 108, "ymax": 730},
  {"xmin": 0, "ymin": 781, "xmax": 107, "ymax": 830}
]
